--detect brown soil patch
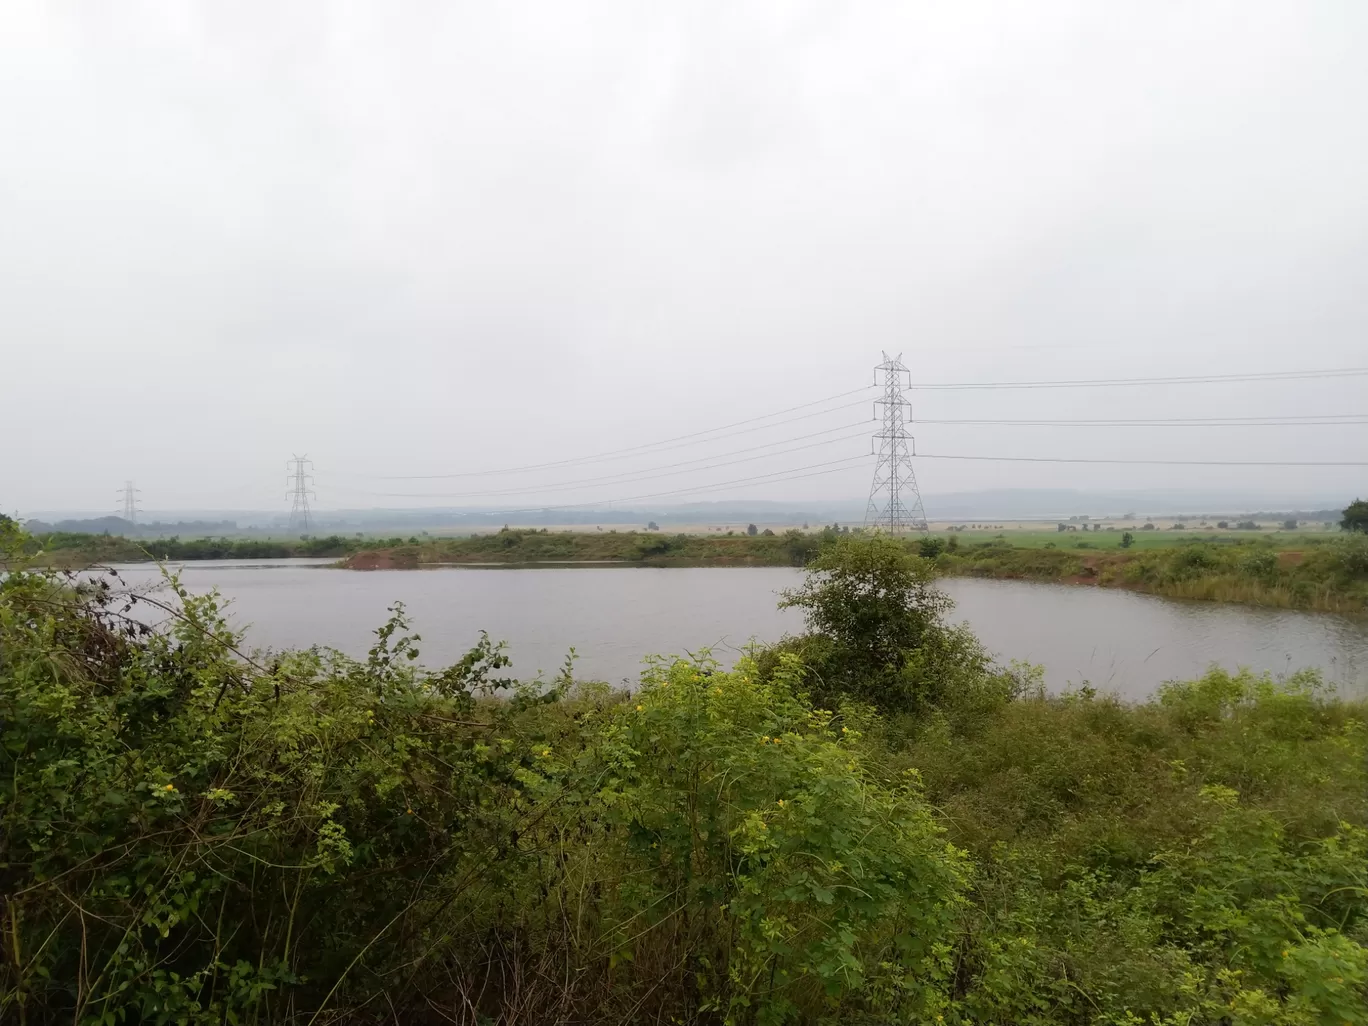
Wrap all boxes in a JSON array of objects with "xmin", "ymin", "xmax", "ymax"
[
  {"xmin": 345, "ymin": 550, "xmax": 417, "ymax": 570},
  {"xmin": 1277, "ymin": 551, "xmax": 1305, "ymax": 567}
]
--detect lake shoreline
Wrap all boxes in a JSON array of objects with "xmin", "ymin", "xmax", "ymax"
[{"xmin": 20, "ymin": 526, "xmax": 1366, "ymax": 616}]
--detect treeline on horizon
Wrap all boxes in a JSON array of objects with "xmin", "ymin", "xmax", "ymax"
[
  {"xmin": 2, "ymin": 519, "xmax": 1366, "ymax": 1024},
  {"xmin": 17, "ymin": 531, "xmax": 368, "ymax": 561}
]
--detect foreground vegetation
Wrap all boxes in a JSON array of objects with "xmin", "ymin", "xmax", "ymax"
[{"xmin": 3, "ymin": 523, "xmax": 1365, "ymax": 1024}]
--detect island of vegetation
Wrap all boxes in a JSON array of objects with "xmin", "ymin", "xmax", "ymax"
[{"xmin": 3, "ymin": 518, "xmax": 1365, "ymax": 1024}]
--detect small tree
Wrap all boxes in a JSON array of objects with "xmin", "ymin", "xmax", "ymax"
[
  {"xmin": 647, "ymin": 521, "xmax": 659, "ymax": 531},
  {"xmin": 777, "ymin": 535, "xmax": 1010, "ymax": 715},
  {"xmin": 1341, "ymin": 499, "xmax": 1368, "ymax": 533},
  {"xmin": 1120, "ymin": 531, "xmax": 1134, "ymax": 549},
  {"xmin": 746, "ymin": 523, "xmax": 758, "ymax": 536},
  {"xmin": 781, "ymin": 535, "xmax": 947, "ymax": 673},
  {"xmin": 1282, "ymin": 519, "xmax": 1298, "ymax": 531}
]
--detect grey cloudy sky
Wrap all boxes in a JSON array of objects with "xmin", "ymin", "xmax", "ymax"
[{"xmin": 3, "ymin": 1, "xmax": 1365, "ymax": 514}]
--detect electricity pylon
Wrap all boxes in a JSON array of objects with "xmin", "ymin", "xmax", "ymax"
[
  {"xmin": 864, "ymin": 353, "xmax": 929, "ymax": 533},
  {"xmin": 117, "ymin": 480, "xmax": 142, "ymax": 524},
  {"xmin": 286, "ymin": 455, "xmax": 315, "ymax": 534}
]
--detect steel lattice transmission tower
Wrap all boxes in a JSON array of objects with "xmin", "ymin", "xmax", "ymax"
[
  {"xmin": 864, "ymin": 352, "xmax": 929, "ymax": 533},
  {"xmin": 117, "ymin": 480, "xmax": 142, "ymax": 525},
  {"xmin": 285, "ymin": 455, "xmax": 315, "ymax": 534}
]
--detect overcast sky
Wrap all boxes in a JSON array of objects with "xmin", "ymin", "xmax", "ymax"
[{"xmin": 3, "ymin": 1, "xmax": 1365, "ymax": 515}]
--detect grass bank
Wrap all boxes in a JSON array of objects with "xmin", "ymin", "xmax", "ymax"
[
  {"xmin": 935, "ymin": 531, "xmax": 1368, "ymax": 614},
  {"xmin": 4, "ymin": 525, "xmax": 1366, "ymax": 1024},
  {"xmin": 341, "ymin": 527, "xmax": 823, "ymax": 568}
]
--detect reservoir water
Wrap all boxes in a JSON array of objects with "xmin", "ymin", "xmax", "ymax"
[{"xmin": 103, "ymin": 561, "xmax": 1368, "ymax": 701}]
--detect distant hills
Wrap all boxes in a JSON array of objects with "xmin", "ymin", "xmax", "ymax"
[
  {"xmin": 18, "ymin": 488, "xmax": 1353, "ymax": 536},
  {"xmin": 21, "ymin": 516, "xmax": 242, "ymax": 537}
]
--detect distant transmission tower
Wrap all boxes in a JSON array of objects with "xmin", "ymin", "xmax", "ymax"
[
  {"xmin": 285, "ymin": 455, "xmax": 315, "ymax": 534},
  {"xmin": 117, "ymin": 480, "xmax": 142, "ymax": 525},
  {"xmin": 864, "ymin": 353, "xmax": 929, "ymax": 533}
]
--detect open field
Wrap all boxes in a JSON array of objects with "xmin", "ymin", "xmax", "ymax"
[{"xmin": 940, "ymin": 527, "xmax": 1337, "ymax": 551}]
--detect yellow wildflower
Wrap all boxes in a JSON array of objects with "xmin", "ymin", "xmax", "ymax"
[
  {"xmin": 841, "ymin": 726, "xmax": 849, "ymax": 733},
  {"xmin": 777, "ymin": 799, "xmax": 785, "ymax": 807},
  {"xmin": 636, "ymin": 704, "xmax": 644, "ymax": 712},
  {"xmin": 164, "ymin": 783, "xmax": 176, "ymax": 792},
  {"xmin": 541, "ymin": 748, "xmax": 551, "ymax": 757}
]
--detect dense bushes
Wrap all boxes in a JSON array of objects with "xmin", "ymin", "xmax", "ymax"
[
  {"xmin": 0, "ymin": 535, "xmax": 962, "ymax": 1024},
  {"xmin": 3, "ymin": 523, "xmax": 1366, "ymax": 1023},
  {"xmin": 894, "ymin": 668, "xmax": 1368, "ymax": 1024}
]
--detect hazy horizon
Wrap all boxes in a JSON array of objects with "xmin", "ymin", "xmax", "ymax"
[{"xmin": 3, "ymin": 2, "xmax": 1365, "ymax": 514}]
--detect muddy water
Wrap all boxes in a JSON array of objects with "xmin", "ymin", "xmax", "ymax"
[{"xmin": 101, "ymin": 561, "xmax": 1368, "ymax": 700}]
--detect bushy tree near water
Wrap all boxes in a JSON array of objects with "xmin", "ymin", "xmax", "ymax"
[
  {"xmin": 1344, "ymin": 498, "xmax": 1368, "ymax": 532},
  {"xmin": 776, "ymin": 535, "xmax": 1020, "ymax": 718}
]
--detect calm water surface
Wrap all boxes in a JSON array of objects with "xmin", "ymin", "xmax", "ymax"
[{"xmin": 106, "ymin": 561, "xmax": 1368, "ymax": 700}]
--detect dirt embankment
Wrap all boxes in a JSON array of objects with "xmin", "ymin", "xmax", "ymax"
[{"xmin": 343, "ymin": 549, "xmax": 421, "ymax": 570}]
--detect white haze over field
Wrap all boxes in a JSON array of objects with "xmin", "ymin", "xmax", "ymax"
[{"xmin": 2, "ymin": 1, "xmax": 1365, "ymax": 515}]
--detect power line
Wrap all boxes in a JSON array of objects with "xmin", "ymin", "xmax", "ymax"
[
  {"xmin": 915, "ymin": 453, "xmax": 1368, "ymax": 467},
  {"xmin": 470, "ymin": 455, "xmax": 870, "ymax": 517},
  {"xmin": 916, "ymin": 414, "xmax": 1368, "ymax": 427},
  {"xmin": 342, "ymin": 427, "xmax": 873, "ymax": 500},
  {"xmin": 344, "ymin": 386, "xmax": 877, "ymax": 481},
  {"xmin": 327, "ymin": 456, "xmax": 868, "ymax": 520},
  {"xmin": 911, "ymin": 366, "xmax": 1368, "ymax": 391}
]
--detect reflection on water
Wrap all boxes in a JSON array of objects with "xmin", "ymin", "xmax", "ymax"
[{"xmin": 100, "ymin": 561, "xmax": 1368, "ymax": 701}]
